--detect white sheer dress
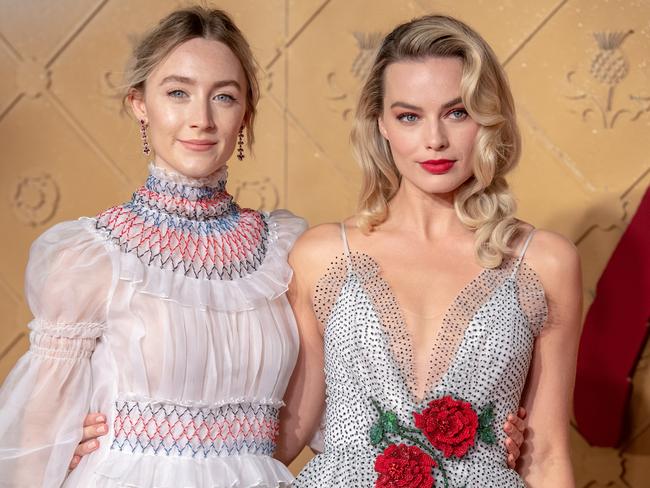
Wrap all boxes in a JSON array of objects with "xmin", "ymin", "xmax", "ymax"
[{"xmin": 0, "ymin": 165, "xmax": 307, "ymax": 488}]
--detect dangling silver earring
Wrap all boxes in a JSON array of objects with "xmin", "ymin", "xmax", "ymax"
[
  {"xmin": 140, "ymin": 119, "xmax": 151, "ymax": 155},
  {"xmin": 237, "ymin": 127, "xmax": 245, "ymax": 161}
]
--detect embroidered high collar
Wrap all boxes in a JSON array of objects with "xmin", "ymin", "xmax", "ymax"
[
  {"xmin": 139, "ymin": 164, "xmax": 234, "ymax": 221},
  {"xmin": 95, "ymin": 164, "xmax": 270, "ymax": 280}
]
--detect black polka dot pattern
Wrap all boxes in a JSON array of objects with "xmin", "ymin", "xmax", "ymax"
[{"xmin": 294, "ymin": 243, "xmax": 547, "ymax": 487}]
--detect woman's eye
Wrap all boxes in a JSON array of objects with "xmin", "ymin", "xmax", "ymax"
[
  {"xmin": 398, "ymin": 113, "xmax": 419, "ymax": 123},
  {"xmin": 448, "ymin": 108, "xmax": 468, "ymax": 120},
  {"xmin": 214, "ymin": 93, "xmax": 236, "ymax": 103},
  {"xmin": 168, "ymin": 89, "xmax": 187, "ymax": 98}
]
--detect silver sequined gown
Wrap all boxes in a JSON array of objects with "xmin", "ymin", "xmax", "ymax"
[{"xmin": 294, "ymin": 225, "xmax": 547, "ymax": 487}]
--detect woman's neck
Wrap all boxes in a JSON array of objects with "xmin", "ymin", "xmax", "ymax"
[
  {"xmin": 383, "ymin": 181, "xmax": 469, "ymax": 240},
  {"xmin": 140, "ymin": 163, "xmax": 237, "ymax": 221}
]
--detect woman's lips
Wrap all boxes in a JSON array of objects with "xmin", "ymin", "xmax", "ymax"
[
  {"xmin": 419, "ymin": 159, "xmax": 455, "ymax": 174},
  {"xmin": 179, "ymin": 139, "xmax": 217, "ymax": 152}
]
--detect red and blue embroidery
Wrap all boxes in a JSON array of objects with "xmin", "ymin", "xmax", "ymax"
[
  {"xmin": 111, "ymin": 399, "xmax": 280, "ymax": 458},
  {"xmin": 95, "ymin": 167, "xmax": 269, "ymax": 280}
]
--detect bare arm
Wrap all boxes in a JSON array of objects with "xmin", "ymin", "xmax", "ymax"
[
  {"xmin": 518, "ymin": 231, "xmax": 582, "ymax": 487},
  {"xmin": 275, "ymin": 227, "xmax": 330, "ymax": 464}
]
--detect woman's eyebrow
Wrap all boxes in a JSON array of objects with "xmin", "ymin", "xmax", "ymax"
[
  {"xmin": 160, "ymin": 75, "xmax": 195, "ymax": 85},
  {"xmin": 390, "ymin": 101, "xmax": 422, "ymax": 111},
  {"xmin": 159, "ymin": 75, "xmax": 241, "ymax": 90},
  {"xmin": 441, "ymin": 97, "xmax": 463, "ymax": 109},
  {"xmin": 389, "ymin": 96, "xmax": 463, "ymax": 111}
]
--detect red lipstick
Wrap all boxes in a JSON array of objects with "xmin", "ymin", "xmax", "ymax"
[{"xmin": 419, "ymin": 159, "xmax": 455, "ymax": 174}]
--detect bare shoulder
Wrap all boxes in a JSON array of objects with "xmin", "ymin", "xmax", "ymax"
[
  {"xmin": 290, "ymin": 222, "xmax": 345, "ymax": 263},
  {"xmin": 525, "ymin": 228, "xmax": 580, "ymax": 275},
  {"xmin": 289, "ymin": 221, "xmax": 349, "ymax": 287},
  {"xmin": 519, "ymin": 225, "xmax": 582, "ymax": 307}
]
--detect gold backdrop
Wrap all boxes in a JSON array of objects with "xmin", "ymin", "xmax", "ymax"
[{"xmin": 1, "ymin": 0, "xmax": 649, "ymax": 484}]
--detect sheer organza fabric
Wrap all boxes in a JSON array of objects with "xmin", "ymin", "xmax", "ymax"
[{"xmin": 0, "ymin": 209, "xmax": 306, "ymax": 488}]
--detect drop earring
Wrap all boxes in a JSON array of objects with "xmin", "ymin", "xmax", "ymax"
[
  {"xmin": 140, "ymin": 119, "xmax": 150, "ymax": 155},
  {"xmin": 237, "ymin": 127, "xmax": 245, "ymax": 161}
]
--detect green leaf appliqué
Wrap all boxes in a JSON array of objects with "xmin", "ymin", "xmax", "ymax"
[
  {"xmin": 369, "ymin": 423, "xmax": 384, "ymax": 446},
  {"xmin": 381, "ymin": 411, "xmax": 400, "ymax": 434},
  {"xmin": 477, "ymin": 404, "xmax": 496, "ymax": 445}
]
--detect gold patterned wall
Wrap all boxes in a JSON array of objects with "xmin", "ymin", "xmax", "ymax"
[{"xmin": 1, "ymin": 0, "xmax": 649, "ymax": 484}]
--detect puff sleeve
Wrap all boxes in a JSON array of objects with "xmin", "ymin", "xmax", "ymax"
[{"xmin": 0, "ymin": 219, "xmax": 112, "ymax": 487}]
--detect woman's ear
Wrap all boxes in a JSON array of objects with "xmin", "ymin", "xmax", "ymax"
[
  {"xmin": 377, "ymin": 117, "xmax": 389, "ymax": 141},
  {"xmin": 242, "ymin": 108, "xmax": 251, "ymax": 128},
  {"xmin": 129, "ymin": 89, "xmax": 147, "ymax": 122}
]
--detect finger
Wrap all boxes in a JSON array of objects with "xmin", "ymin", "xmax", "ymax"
[
  {"xmin": 74, "ymin": 439, "xmax": 99, "ymax": 457},
  {"xmin": 518, "ymin": 407, "xmax": 527, "ymax": 420},
  {"xmin": 505, "ymin": 438, "xmax": 520, "ymax": 459},
  {"xmin": 507, "ymin": 453, "xmax": 516, "ymax": 469},
  {"xmin": 514, "ymin": 413, "xmax": 527, "ymax": 432},
  {"xmin": 83, "ymin": 413, "xmax": 106, "ymax": 427},
  {"xmin": 511, "ymin": 442, "xmax": 520, "ymax": 460},
  {"xmin": 505, "ymin": 436, "xmax": 514, "ymax": 454},
  {"xmin": 510, "ymin": 426, "xmax": 524, "ymax": 447},
  {"xmin": 508, "ymin": 413, "xmax": 526, "ymax": 434},
  {"xmin": 81, "ymin": 422, "xmax": 108, "ymax": 442},
  {"xmin": 68, "ymin": 455, "xmax": 81, "ymax": 471}
]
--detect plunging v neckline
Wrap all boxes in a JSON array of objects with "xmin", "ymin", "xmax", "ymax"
[{"xmin": 348, "ymin": 252, "xmax": 514, "ymax": 405}]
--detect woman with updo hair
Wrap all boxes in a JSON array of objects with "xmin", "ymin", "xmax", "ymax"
[
  {"xmin": 0, "ymin": 7, "xmax": 306, "ymax": 487},
  {"xmin": 284, "ymin": 14, "xmax": 581, "ymax": 487}
]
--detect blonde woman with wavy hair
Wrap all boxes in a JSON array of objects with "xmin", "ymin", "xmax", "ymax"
[
  {"xmin": 283, "ymin": 14, "xmax": 581, "ymax": 487},
  {"xmin": 353, "ymin": 15, "xmax": 521, "ymax": 269}
]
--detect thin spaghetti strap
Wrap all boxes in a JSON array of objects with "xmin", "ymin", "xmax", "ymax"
[
  {"xmin": 339, "ymin": 223, "xmax": 353, "ymax": 272},
  {"xmin": 512, "ymin": 229, "xmax": 536, "ymax": 275},
  {"xmin": 339, "ymin": 223, "xmax": 351, "ymax": 256}
]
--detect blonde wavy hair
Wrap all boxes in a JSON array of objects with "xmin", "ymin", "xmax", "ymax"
[
  {"xmin": 123, "ymin": 6, "xmax": 260, "ymax": 150},
  {"xmin": 352, "ymin": 15, "xmax": 521, "ymax": 268}
]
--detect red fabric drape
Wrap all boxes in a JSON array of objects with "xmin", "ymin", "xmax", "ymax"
[{"xmin": 574, "ymin": 187, "xmax": 650, "ymax": 446}]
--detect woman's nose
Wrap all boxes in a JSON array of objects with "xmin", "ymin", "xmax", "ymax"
[
  {"xmin": 426, "ymin": 120, "xmax": 449, "ymax": 151},
  {"xmin": 189, "ymin": 99, "xmax": 216, "ymax": 130}
]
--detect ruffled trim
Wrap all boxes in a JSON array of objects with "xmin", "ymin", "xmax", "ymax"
[
  {"xmin": 86, "ymin": 210, "xmax": 307, "ymax": 312},
  {"xmin": 28, "ymin": 329, "xmax": 97, "ymax": 359},
  {"xmin": 118, "ymin": 392, "xmax": 285, "ymax": 409},
  {"xmin": 28, "ymin": 317, "xmax": 106, "ymax": 339},
  {"xmin": 94, "ymin": 450, "xmax": 294, "ymax": 488},
  {"xmin": 148, "ymin": 162, "xmax": 228, "ymax": 188}
]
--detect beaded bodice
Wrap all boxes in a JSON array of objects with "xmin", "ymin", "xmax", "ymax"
[
  {"xmin": 294, "ymin": 227, "xmax": 548, "ymax": 487},
  {"xmin": 96, "ymin": 164, "xmax": 269, "ymax": 280}
]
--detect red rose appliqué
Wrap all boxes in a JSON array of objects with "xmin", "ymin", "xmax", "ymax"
[
  {"xmin": 413, "ymin": 396, "xmax": 479, "ymax": 458},
  {"xmin": 375, "ymin": 443, "xmax": 437, "ymax": 488}
]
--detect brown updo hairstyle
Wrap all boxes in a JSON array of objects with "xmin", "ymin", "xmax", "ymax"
[
  {"xmin": 123, "ymin": 6, "xmax": 260, "ymax": 149},
  {"xmin": 352, "ymin": 15, "xmax": 521, "ymax": 268}
]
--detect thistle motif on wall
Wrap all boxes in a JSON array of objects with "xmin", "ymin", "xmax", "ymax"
[
  {"xmin": 326, "ymin": 31, "xmax": 383, "ymax": 120},
  {"xmin": 590, "ymin": 30, "xmax": 633, "ymax": 113},
  {"xmin": 351, "ymin": 31, "xmax": 383, "ymax": 79},
  {"xmin": 566, "ymin": 30, "xmax": 650, "ymax": 128}
]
